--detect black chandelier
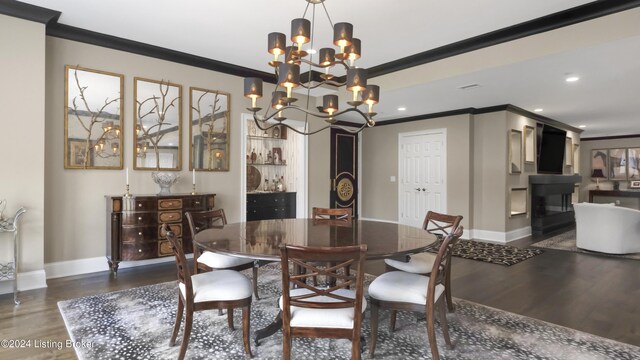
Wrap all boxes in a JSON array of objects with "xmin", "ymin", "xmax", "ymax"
[{"xmin": 243, "ymin": 0, "xmax": 380, "ymax": 135}]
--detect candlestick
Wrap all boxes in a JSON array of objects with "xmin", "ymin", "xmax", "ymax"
[
  {"xmin": 191, "ymin": 184, "xmax": 197, "ymax": 195},
  {"xmin": 124, "ymin": 184, "xmax": 131, "ymax": 198},
  {"xmin": 192, "ymin": 169, "xmax": 195, "ymax": 185}
]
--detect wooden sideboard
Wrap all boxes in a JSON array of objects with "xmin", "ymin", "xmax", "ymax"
[
  {"xmin": 106, "ymin": 193, "xmax": 215, "ymax": 273},
  {"xmin": 588, "ymin": 190, "xmax": 640, "ymax": 210}
]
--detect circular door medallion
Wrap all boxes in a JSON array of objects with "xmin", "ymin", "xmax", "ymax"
[{"xmin": 336, "ymin": 178, "xmax": 354, "ymax": 202}]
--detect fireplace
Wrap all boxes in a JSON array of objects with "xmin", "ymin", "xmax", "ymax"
[{"xmin": 529, "ymin": 175, "xmax": 582, "ymax": 235}]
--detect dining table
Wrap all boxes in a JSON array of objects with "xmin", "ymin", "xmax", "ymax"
[{"xmin": 193, "ymin": 218, "xmax": 439, "ymax": 344}]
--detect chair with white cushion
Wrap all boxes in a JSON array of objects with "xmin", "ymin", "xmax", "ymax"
[
  {"xmin": 187, "ymin": 209, "xmax": 263, "ymax": 299},
  {"xmin": 279, "ymin": 244, "xmax": 367, "ymax": 360},
  {"xmin": 384, "ymin": 211, "xmax": 462, "ymax": 312},
  {"xmin": 369, "ymin": 226, "xmax": 463, "ymax": 360},
  {"xmin": 163, "ymin": 224, "xmax": 253, "ymax": 360},
  {"xmin": 574, "ymin": 202, "xmax": 640, "ymax": 254}
]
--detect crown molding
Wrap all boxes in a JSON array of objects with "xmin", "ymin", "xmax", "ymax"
[
  {"xmin": 371, "ymin": 104, "xmax": 583, "ymax": 134},
  {"xmin": 47, "ymin": 23, "xmax": 275, "ymax": 83},
  {"xmin": 581, "ymin": 134, "xmax": 640, "ymax": 141},
  {"xmin": 367, "ymin": 0, "xmax": 640, "ymax": 78},
  {"xmin": 0, "ymin": 0, "xmax": 60, "ymax": 24}
]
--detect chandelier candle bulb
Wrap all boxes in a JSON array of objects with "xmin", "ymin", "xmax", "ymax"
[
  {"xmin": 291, "ymin": 18, "xmax": 311, "ymax": 51},
  {"xmin": 278, "ymin": 63, "xmax": 300, "ymax": 98},
  {"xmin": 333, "ymin": 22, "xmax": 354, "ymax": 55},
  {"xmin": 244, "ymin": 78, "xmax": 263, "ymax": 110},
  {"xmin": 268, "ymin": 32, "xmax": 286, "ymax": 64}
]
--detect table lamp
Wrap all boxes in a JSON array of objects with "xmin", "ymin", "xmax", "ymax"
[{"xmin": 591, "ymin": 169, "xmax": 606, "ymax": 189}]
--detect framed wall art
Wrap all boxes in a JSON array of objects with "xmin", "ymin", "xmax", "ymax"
[
  {"xmin": 590, "ymin": 149, "xmax": 608, "ymax": 179},
  {"xmin": 133, "ymin": 78, "xmax": 182, "ymax": 171},
  {"xmin": 608, "ymin": 148, "xmax": 627, "ymax": 180},
  {"xmin": 628, "ymin": 148, "xmax": 640, "ymax": 179},
  {"xmin": 64, "ymin": 65, "xmax": 123, "ymax": 169},
  {"xmin": 189, "ymin": 87, "xmax": 230, "ymax": 171}
]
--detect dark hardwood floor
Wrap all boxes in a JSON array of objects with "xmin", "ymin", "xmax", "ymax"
[{"xmin": 1, "ymin": 229, "xmax": 638, "ymax": 359}]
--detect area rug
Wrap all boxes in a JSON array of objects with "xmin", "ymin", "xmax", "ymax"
[
  {"xmin": 427, "ymin": 239, "xmax": 544, "ymax": 266},
  {"xmin": 58, "ymin": 265, "xmax": 640, "ymax": 360},
  {"xmin": 531, "ymin": 230, "xmax": 640, "ymax": 260}
]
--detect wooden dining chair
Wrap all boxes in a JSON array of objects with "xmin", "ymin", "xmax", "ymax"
[
  {"xmin": 384, "ymin": 211, "xmax": 463, "ymax": 312},
  {"xmin": 279, "ymin": 244, "xmax": 367, "ymax": 360},
  {"xmin": 312, "ymin": 207, "xmax": 353, "ymax": 220},
  {"xmin": 187, "ymin": 209, "xmax": 262, "ymax": 299},
  {"xmin": 163, "ymin": 224, "xmax": 253, "ymax": 360},
  {"xmin": 369, "ymin": 226, "xmax": 464, "ymax": 360}
]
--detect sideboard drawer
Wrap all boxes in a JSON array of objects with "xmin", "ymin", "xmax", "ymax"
[
  {"xmin": 133, "ymin": 198, "xmax": 157, "ymax": 211},
  {"xmin": 158, "ymin": 199, "xmax": 183, "ymax": 210},
  {"xmin": 159, "ymin": 211, "xmax": 182, "ymax": 223},
  {"xmin": 158, "ymin": 238, "xmax": 181, "ymax": 257},
  {"xmin": 122, "ymin": 242, "xmax": 157, "ymax": 261},
  {"xmin": 122, "ymin": 212, "xmax": 157, "ymax": 226},
  {"xmin": 122, "ymin": 227, "xmax": 157, "ymax": 243},
  {"xmin": 159, "ymin": 223, "xmax": 182, "ymax": 239}
]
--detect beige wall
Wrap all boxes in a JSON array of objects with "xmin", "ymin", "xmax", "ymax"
[
  {"xmin": 307, "ymin": 122, "xmax": 330, "ymax": 214},
  {"xmin": 0, "ymin": 15, "xmax": 46, "ymax": 276},
  {"xmin": 44, "ymin": 37, "xmax": 330, "ymax": 263},
  {"xmin": 578, "ymin": 136, "xmax": 640, "ymax": 200},
  {"xmin": 360, "ymin": 114, "xmax": 473, "ymax": 229},
  {"xmin": 473, "ymin": 112, "xmax": 508, "ymax": 232}
]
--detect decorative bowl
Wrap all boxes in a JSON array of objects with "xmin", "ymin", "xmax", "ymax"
[{"xmin": 151, "ymin": 172, "xmax": 180, "ymax": 195}]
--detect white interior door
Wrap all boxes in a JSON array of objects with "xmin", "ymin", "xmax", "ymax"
[{"xmin": 399, "ymin": 129, "xmax": 447, "ymax": 228}]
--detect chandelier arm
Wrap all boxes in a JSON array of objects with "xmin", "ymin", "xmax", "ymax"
[
  {"xmin": 251, "ymin": 112, "xmax": 367, "ymax": 136},
  {"xmin": 255, "ymin": 105, "xmax": 373, "ymax": 122},
  {"xmin": 320, "ymin": 1, "xmax": 334, "ymax": 28}
]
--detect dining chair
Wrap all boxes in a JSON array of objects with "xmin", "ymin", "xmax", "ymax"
[
  {"xmin": 312, "ymin": 207, "xmax": 353, "ymax": 220},
  {"xmin": 369, "ymin": 226, "xmax": 464, "ymax": 360},
  {"xmin": 384, "ymin": 211, "xmax": 463, "ymax": 312},
  {"xmin": 163, "ymin": 224, "xmax": 253, "ymax": 360},
  {"xmin": 187, "ymin": 209, "xmax": 263, "ymax": 299},
  {"xmin": 279, "ymin": 244, "xmax": 367, "ymax": 360}
]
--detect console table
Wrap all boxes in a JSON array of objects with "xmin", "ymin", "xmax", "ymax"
[
  {"xmin": 0, "ymin": 207, "xmax": 27, "ymax": 305},
  {"xmin": 589, "ymin": 190, "xmax": 640, "ymax": 210},
  {"xmin": 106, "ymin": 193, "xmax": 215, "ymax": 273}
]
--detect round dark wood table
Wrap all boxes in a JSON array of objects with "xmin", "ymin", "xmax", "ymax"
[
  {"xmin": 192, "ymin": 218, "xmax": 438, "ymax": 345},
  {"xmin": 193, "ymin": 218, "xmax": 438, "ymax": 261}
]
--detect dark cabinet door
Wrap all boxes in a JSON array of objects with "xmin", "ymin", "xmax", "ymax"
[{"xmin": 330, "ymin": 128, "xmax": 358, "ymax": 216}]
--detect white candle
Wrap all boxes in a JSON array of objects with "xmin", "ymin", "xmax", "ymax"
[
  {"xmin": 126, "ymin": 168, "xmax": 129, "ymax": 185},
  {"xmin": 192, "ymin": 169, "xmax": 196, "ymax": 185}
]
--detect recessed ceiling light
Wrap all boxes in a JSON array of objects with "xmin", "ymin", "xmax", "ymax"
[
  {"xmin": 578, "ymin": 125, "xmax": 587, "ymax": 128},
  {"xmin": 566, "ymin": 76, "xmax": 580, "ymax": 82},
  {"xmin": 534, "ymin": 108, "xmax": 543, "ymax": 112},
  {"xmin": 397, "ymin": 107, "xmax": 406, "ymax": 111}
]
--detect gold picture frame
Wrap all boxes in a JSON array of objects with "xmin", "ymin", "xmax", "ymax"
[
  {"xmin": 133, "ymin": 78, "xmax": 182, "ymax": 171},
  {"xmin": 64, "ymin": 65, "xmax": 124, "ymax": 169},
  {"xmin": 189, "ymin": 87, "xmax": 230, "ymax": 171}
]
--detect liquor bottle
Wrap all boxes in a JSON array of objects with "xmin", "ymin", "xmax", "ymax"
[
  {"xmin": 250, "ymin": 148, "xmax": 257, "ymax": 164},
  {"xmin": 277, "ymin": 176, "xmax": 285, "ymax": 192},
  {"xmin": 263, "ymin": 179, "xmax": 269, "ymax": 192},
  {"xmin": 257, "ymin": 153, "xmax": 263, "ymax": 164}
]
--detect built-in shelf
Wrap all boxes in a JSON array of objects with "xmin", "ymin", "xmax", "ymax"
[
  {"xmin": 247, "ymin": 135, "xmax": 285, "ymax": 141},
  {"xmin": 509, "ymin": 187, "xmax": 527, "ymax": 217}
]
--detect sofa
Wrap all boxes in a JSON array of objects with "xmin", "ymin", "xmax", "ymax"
[{"xmin": 573, "ymin": 202, "xmax": 640, "ymax": 254}]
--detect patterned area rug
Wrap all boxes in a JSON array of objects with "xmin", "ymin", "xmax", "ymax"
[
  {"xmin": 427, "ymin": 239, "xmax": 544, "ymax": 266},
  {"xmin": 531, "ymin": 230, "xmax": 640, "ymax": 260},
  {"xmin": 58, "ymin": 265, "xmax": 640, "ymax": 360}
]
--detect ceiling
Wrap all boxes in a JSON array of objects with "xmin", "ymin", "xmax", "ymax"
[{"xmin": 20, "ymin": 0, "xmax": 640, "ymax": 137}]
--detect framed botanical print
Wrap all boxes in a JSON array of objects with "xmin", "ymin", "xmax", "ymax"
[
  {"xmin": 189, "ymin": 87, "xmax": 230, "ymax": 171},
  {"xmin": 65, "ymin": 65, "xmax": 123, "ymax": 169},
  {"xmin": 134, "ymin": 78, "xmax": 182, "ymax": 171}
]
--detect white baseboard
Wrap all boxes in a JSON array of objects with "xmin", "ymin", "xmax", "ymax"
[
  {"xmin": 470, "ymin": 226, "xmax": 531, "ymax": 243},
  {"xmin": 45, "ymin": 254, "xmax": 193, "ymax": 279},
  {"xmin": 0, "ymin": 269, "xmax": 47, "ymax": 294}
]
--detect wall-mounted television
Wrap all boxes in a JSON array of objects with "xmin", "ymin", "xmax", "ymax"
[{"xmin": 536, "ymin": 123, "xmax": 567, "ymax": 174}]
